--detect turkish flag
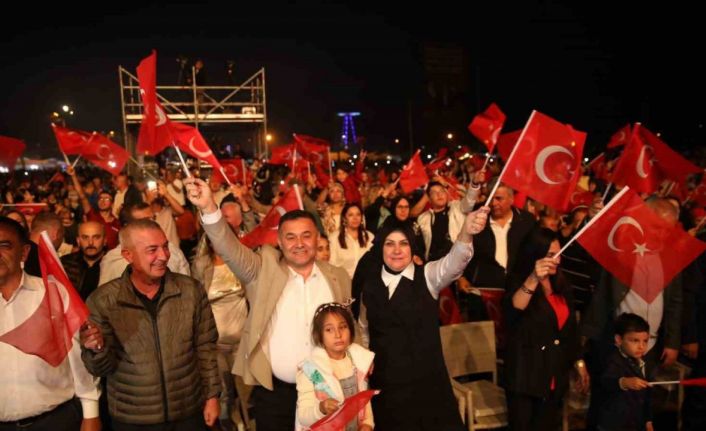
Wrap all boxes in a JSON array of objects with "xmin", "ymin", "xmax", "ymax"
[
  {"xmin": 467, "ymin": 102, "xmax": 506, "ymax": 152},
  {"xmin": 83, "ymin": 133, "xmax": 130, "ymax": 176},
  {"xmin": 313, "ymin": 162, "xmax": 331, "ymax": 188},
  {"xmin": 136, "ymin": 50, "xmax": 174, "ymax": 156},
  {"xmin": 568, "ymin": 186, "xmax": 596, "ymax": 210},
  {"xmin": 399, "ymin": 150, "xmax": 429, "ymax": 194},
  {"xmin": 439, "ymin": 287, "xmax": 462, "ymax": 325},
  {"xmin": 310, "ymin": 390, "xmax": 379, "ymax": 431},
  {"xmin": 500, "ymin": 111, "xmax": 586, "ymax": 212},
  {"xmin": 293, "ymin": 134, "xmax": 331, "ymax": 173},
  {"xmin": 0, "ymin": 232, "xmax": 89, "ymax": 366},
  {"xmin": 170, "ymin": 122, "xmax": 223, "ymax": 171},
  {"xmin": 240, "ymin": 185, "xmax": 304, "ymax": 248},
  {"xmin": 607, "ymin": 124, "xmax": 632, "ymax": 149},
  {"xmin": 576, "ymin": 187, "xmax": 706, "ymax": 303},
  {"xmin": 612, "ymin": 124, "xmax": 701, "ymax": 194},
  {"xmin": 497, "ymin": 130, "xmax": 521, "ymax": 162},
  {"xmin": 588, "ymin": 152, "xmax": 611, "ymax": 181},
  {"xmin": 269, "ymin": 144, "xmax": 298, "ymax": 167},
  {"xmin": 0, "ymin": 135, "xmax": 26, "ymax": 170},
  {"xmin": 12, "ymin": 203, "xmax": 48, "ymax": 216},
  {"xmin": 426, "ymin": 157, "xmax": 450, "ymax": 174},
  {"xmin": 218, "ymin": 158, "xmax": 251, "ymax": 184},
  {"xmin": 52, "ymin": 125, "xmax": 129, "ymax": 175},
  {"xmin": 51, "ymin": 123, "xmax": 92, "ymax": 154}
]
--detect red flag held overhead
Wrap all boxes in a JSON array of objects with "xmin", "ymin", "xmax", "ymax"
[
  {"xmin": 500, "ymin": 111, "xmax": 586, "ymax": 212},
  {"xmin": 467, "ymin": 102, "xmax": 506, "ymax": 152},
  {"xmin": 0, "ymin": 135, "xmax": 26, "ymax": 170},
  {"xmin": 399, "ymin": 150, "xmax": 429, "ymax": 194},
  {"xmin": 136, "ymin": 50, "xmax": 174, "ymax": 156}
]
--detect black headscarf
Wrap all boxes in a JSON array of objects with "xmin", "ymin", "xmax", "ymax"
[{"xmin": 351, "ymin": 219, "xmax": 417, "ymax": 318}]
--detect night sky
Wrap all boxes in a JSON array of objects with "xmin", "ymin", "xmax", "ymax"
[{"xmin": 1, "ymin": 1, "xmax": 703, "ymax": 160}]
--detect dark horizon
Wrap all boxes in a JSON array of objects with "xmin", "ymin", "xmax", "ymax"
[{"xmin": 2, "ymin": 1, "xmax": 704, "ymax": 162}]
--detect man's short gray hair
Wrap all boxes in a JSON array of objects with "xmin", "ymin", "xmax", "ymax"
[{"xmin": 119, "ymin": 219, "xmax": 164, "ymax": 250}]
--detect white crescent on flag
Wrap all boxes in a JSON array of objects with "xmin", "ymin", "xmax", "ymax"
[
  {"xmin": 188, "ymin": 137, "xmax": 213, "ymax": 159},
  {"xmin": 534, "ymin": 145, "xmax": 575, "ymax": 185},
  {"xmin": 636, "ymin": 145, "xmax": 653, "ymax": 179},
  {"xmin": 155, "ymin": 106, "xmax": 167, "ymax": 126},
  {"xmin": 224, "ymin": 164, "xmax": 239, "ymax": 178},
  {"xmin": 607, "ymin": 216, "xmax": 650, "ymax": 256}
]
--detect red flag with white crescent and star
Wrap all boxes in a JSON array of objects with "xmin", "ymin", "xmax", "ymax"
[
  {"xmin": 499, "ymin": 111, "xmax": 586, "ymax": 212},
  {"xmin": 82, "ymin": 133, "xmax": 129, "ymax": 176},
  {"xmin": 240, "ymin": 185, "xmax": 304, "ymax": 248},
  {"xmin": 612, "ymin": 124, "xmax": 701, "ymax": 194},
  {"xmin": 136, "ymin": 50, "xmax": 174, "ymax": 156},
  {"xmin": 606, "ymin": 123, "xmax": 632, "ymax": 149},
  {"xmin": 467, "ymin": 102, "xmax": 506, "ymax": 153},
  {"xmin": 399, "ymin": 150, "xmax": 429, "ymax": 194},
  {"xmin": 576, "ymin": 187, "xmax": 706, "ymax": 303}
]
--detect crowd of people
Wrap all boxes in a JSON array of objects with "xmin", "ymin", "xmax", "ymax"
[{"xmin": 1, "ymin": 147, "xmax": 706, "ymax": 431}]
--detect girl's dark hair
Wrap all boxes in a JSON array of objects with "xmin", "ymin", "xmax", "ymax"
[
  {"xmin": 515, "ymin": 227, "xmax": 568, "ymax": 294},
  {"xmin": 338, "ymin": 203, "xmax": 368, "ymax": 249},
  {"xmin": 311, "ymin": 302, "xmax": 356, "ymax": 347}
]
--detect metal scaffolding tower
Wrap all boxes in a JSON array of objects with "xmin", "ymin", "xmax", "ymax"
[{"xmin": 119, "ymin": 65, "xmax": 268, "ymax": 159}]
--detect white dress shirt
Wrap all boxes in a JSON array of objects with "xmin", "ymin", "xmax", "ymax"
[
  {"xmin": 329, "ymin": 231, "xmax": 375, "ymax": 277},
  {"xmin": 618, "ymin": 254, "xmax": 666, "ymax": 352},
  {"xmin": 0, "ymin": 273, "xmax": 100, "ymax": 421},
  {"xmin": 154, "ymin": 206, "xmax": 180, "ymax": 246},
  {"xmin": 489, "ymin": 215, "xmax": 513, "ymax": 270},
  {"xmin": 267, "ymin": 264, "xmax": 334, "ymax": 384}
]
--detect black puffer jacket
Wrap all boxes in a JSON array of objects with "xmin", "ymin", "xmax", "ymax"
[{"xmin": 81, "ymin": 268, "xmax": 220, "ymax": 425}]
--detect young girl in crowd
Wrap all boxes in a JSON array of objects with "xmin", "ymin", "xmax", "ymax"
[{"xmin": 296, "ymin": 303, "xmax": 375, "ymax": 431}]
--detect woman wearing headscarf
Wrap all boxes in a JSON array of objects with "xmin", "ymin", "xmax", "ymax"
[
  {"xmin": 379, "ymin": 196, "xmax": 425, "ymax": 264},
  {"xmin": 352, "ymin": 206, "xmax": 490, "ymax": 431}
]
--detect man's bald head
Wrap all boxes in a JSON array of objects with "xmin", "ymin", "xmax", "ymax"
[{"xmin": 77, "ymin": 221, "xmax": 106, "ymax": 260}]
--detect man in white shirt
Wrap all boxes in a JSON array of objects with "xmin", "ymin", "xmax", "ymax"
[
  {"xmin": 462, "ymin": 184, "xmax": 537, "ymax": 289},
  {"xmin": 184, "ymin": 177, "xmax": 352, "ymax": 431},
  {"xmin": 0, "ymin": 217, "xmax": 101, "ymax": 431}
]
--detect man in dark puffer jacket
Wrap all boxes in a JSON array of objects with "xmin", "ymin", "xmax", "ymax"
[{"xmin": 80, "ymin": 219, "xmax": 220, "ymax": 430}]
